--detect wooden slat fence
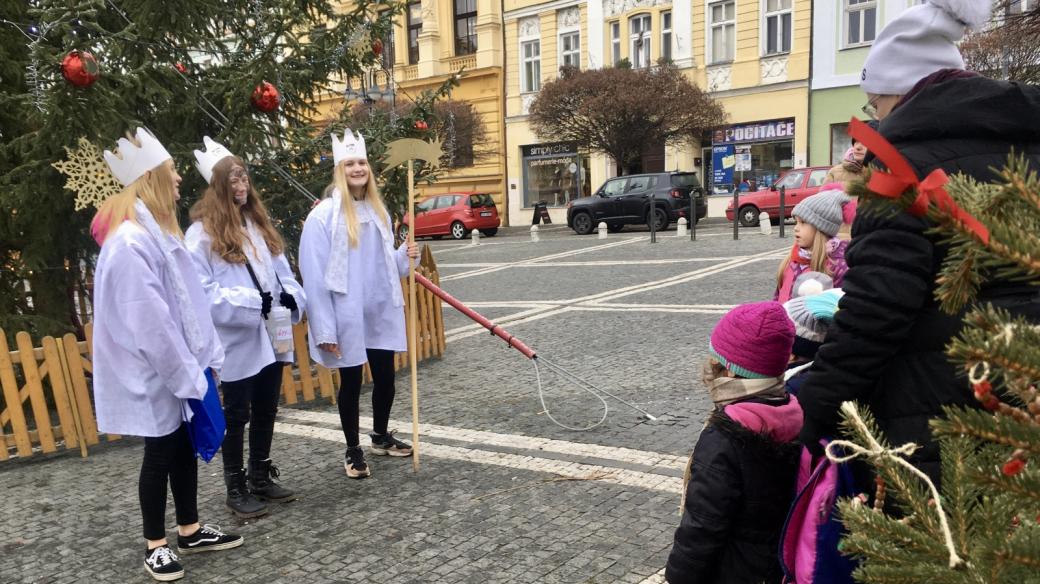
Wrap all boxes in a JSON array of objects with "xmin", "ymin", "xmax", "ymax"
[{"xmin": 1, "ymin": 248, "xmax": 445, "ymax": 461}]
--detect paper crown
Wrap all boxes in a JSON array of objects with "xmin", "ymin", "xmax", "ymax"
[
  {"xmin": 103, "ymin": 128, "xmax": 173, "ymax": 187},
  {"xmin": 193, "ymin": 136, "xmax": 235, "ymax": 184},
  {"xmin": 331, "ymin": 128, "xmax": 367, "ymax": 164}
]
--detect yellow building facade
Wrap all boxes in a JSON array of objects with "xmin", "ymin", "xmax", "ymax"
[{"xmin": 318, "ymin": 2, "xmax": 509, "ymax": 223}]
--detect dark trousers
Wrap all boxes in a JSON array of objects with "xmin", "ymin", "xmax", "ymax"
[
  {"xmin": 140, "ymin": 424, "xmax": 198, "ymax": 540},
  {"xmin": 338, "ymin": 348, "xmax": 396, "ymax": 448},
  {"xmin": 220, "ymin": 361, "xmax": 285, "ymax": 471}
]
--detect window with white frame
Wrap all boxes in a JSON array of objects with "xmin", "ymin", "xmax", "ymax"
[
  {"xmin": 661, "ymin": 11, "xmax": 672, "ymax": 62},
  {"xmin": 1011, "ymin": 0, "xmax": 1035, "ymax": 12},
  {"xmin": 764, "ymin": 0, "xmax": 792, "ymax": 55},
  {"xmin": 629, "ymin": 13, "xmax": 652, "ymax": 68},
  {"xmin": 610, "ymin": 21, "xmax": 621, "ymax": 65},
  {"xmin": 844, "ymin": 0, "xmax": 877, "ymax": 48},
  {"xmin": 560, "ymin": 31, "xmax": 580, "ymax": 69},
  {"xmin": 521, "ymin": 40, "xmax": 541, "ymax": 93},
  {"xmin": 709, "ymin": 1, "xmax": 736, "ymax": 64}
]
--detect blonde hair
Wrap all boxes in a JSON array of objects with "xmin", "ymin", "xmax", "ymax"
[
  {"xmin": 331, "ymin": 160, "xmax": 390, "ymax": 248},
  {"xmin": 775, "ymin": 230, "xmax": 833, "ymax": 290},
  {"xmin": 189, "ymin": 156, "xmax": 284, "ymax": 263},
  {"xmin": 91, "ymin": 157, "xmax": 180, "ymax": 245}
]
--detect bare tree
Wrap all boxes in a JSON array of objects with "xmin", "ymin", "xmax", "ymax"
[
  {"xmin": 529, "ymin": 64, "xmax": 727, "ymax": 175},
  {"xmin": 962, "ymin": 0, "xmax": 1040, "ymax": 83}
]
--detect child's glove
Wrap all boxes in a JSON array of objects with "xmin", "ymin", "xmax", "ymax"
[
  {"xmin": 260, "ymin": 291, "xmax": 273, "ymax": 319},
  {"xmin": 279, "ymin": 291, "xmax": 298, "ymax": 311}
]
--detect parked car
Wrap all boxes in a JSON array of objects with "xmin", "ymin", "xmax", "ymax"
[
  {"xmin": 724, "ymin": 166, "xmax": 831, "ymax": 227},
  {"xmin": 398, "ymin": 192, "xmax": 500, "ymax": 240},
  {"xmin": 566, "ymin": 172, "xmax": 707, "ymax": 235}
]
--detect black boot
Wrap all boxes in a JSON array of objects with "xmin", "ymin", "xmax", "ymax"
[
  {"xmin": 224, "ymin": 468, "xmax": 267, "ymax": 518},
  {"xmin": 248, "ymin": 459, "xmax": 296, "ymax": 503}
]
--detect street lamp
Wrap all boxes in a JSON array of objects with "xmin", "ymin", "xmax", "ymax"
[{"xmin": 345, "ymin": 68, "xmax": 396, "ymax": 107}]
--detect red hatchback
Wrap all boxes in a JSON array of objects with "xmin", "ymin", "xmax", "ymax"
[
  {"xmin": 398, "ymin": 192, "xmax": 501, "ymax": 240},
  {"xmin": 725, "ymin": 166, "xmax": 832, "ymax": 227}
]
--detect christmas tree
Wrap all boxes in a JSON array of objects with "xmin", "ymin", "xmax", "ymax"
[
  {"xmin": 836, "ymin": 157, "xmax": 1040, "ymax": 583},
  {"xmin": 0, "ymin": 1, "xmax": 462, "ymax": 339}
]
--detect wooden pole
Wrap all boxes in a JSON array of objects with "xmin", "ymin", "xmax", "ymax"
[{"xmin": 407, "ymin": 159, "xmax": 421, "ymax": 472}]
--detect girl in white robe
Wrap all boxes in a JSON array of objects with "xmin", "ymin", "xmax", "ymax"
[
  {"xmin": 298, "ymin": 128, "xmax": 418, "ymax": 478},
  {"xmin": 185, "ymin": 139, "xmax": 305, "ymax": 518},
  {"xmin": 90, "ymin": 128, "xmax": 242, "ymax": 582}
]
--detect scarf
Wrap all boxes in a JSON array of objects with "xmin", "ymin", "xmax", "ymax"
[
  {"xmin": 707, "ymin": 375, "xmax": 787, "ymax": 407},
  {"xmin": 134, "ymin": 200, "xmax": 203, "ymax": 354},
  {"xmin": 323, "ymin": 189, "xmax": 403, "ymax": 307},
  {"xmin": 776, "ymin": 245, "xmax": 813, "ymax": 302},
  {"xmin": 243, "ymin": 218, "xmax": 277, "ymax": 293}
]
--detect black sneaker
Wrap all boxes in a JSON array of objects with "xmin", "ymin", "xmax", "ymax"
[
  {"xmin": 176, "ymin": 524, "xmax": 244, "ymax": 555},
  {"xmin": 144, "ymin": 545, "xmax": 184, "ymax": 582},
  {"xmin": 344, "ymin": 446, "xmax": 371, "ymax": 479},
  {"xmin": 370, "ymin": 430, "xmax": 413, "ymax": 457}
]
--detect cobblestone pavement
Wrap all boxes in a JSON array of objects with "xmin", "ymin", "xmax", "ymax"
[{"xmin": 0, "ymin": 223, "xmax": 787, "ymax": 583}]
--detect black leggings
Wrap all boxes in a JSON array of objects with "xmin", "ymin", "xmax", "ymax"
[
  {"xmin": 140, "ymin": 424, "xmax": 198, "ymax": 540},
  {"xmin": 338, "ymin": 348, "xmax": 396, "ymax": 448},
  {"xmin": 220, "ymin": 362, "xmax": 285, "ymax": 471}
]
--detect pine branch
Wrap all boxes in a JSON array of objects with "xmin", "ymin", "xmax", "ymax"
[{"xmin": 932, "ymin": 408, "xmax": 1040, "ymax": 455}]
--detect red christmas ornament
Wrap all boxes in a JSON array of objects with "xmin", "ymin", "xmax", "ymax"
[
  {"xmin": 251, "ymin": 81, "xmax": 281, "ymax": 113},
  {"xmin": 413, "ymin": 120, "xmax": 428, "ymax": 130},
  {"xmin": 973, "ymin": 380, "xmax": 992, "ymax": 398},
  {"xmin": 1002, "ymin": 458, "xmax": 1026, "ymax": 476},
  {"xmin": 175, "ymin": 62, "xmax": 188, "ymax": 74},
  {"xmin": 61, "ymin": 50, "xmax": 100, "ymax": 88},
  {"xmin": 372, "ymin": 38, "xmax": 383, "ymax": 56}
]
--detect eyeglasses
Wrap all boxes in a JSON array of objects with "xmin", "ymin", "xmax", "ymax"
[{"xmin": 861, "ymin": 96, "xmax": 880, "ymax": 121}]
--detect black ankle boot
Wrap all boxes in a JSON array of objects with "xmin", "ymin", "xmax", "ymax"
[
  {"xmin": 224, "ymin": 468, "xmax": 267, "ymax": 518},
  {"xmin": 248, "ymin": 459, "xmax": 296, "ymax": 503}
]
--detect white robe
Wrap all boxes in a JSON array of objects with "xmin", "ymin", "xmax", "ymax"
[
  {"xmin": 92, "ymin": 221, "xmax": 225, "ymax": 437},
  {"xmin": 298, "ymin": 194, "xmax": 410, "ymax": 368},
  {"xmin": 184, "ymin": 221, "xmax": 306, "ymax": 383}
]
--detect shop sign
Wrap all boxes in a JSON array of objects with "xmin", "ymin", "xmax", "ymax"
[
  {"xmin": 521, "ymin": 142, "xmax": 579, "ymax": 157},
  {"xmin": 713, "ymin": 118, "xmax": 796, "ymax": 145},
  {"xmin": 712, "ymin": 145, "xmax": 735, "ymax": 186}
]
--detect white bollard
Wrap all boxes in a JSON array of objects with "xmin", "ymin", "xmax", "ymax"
[
  {"xmin": 676, "ymin": 217, "xmax": 688, "ymax": 238},
  {"xmin": 759, "ymin": 212, "xmax": 773, "ymax": 236},
  {"xmin": 598, "ymin": 221, "xmax": 608, "ymax": 239},
  {"xmin": 471, "ymin": 228, "xmax": 480, "ymax": 246},
  {"xmin": 530, "ymin": 224, "xmax": 540, "ymax": 242}
]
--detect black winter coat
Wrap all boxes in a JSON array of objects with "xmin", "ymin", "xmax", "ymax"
[
  {"xmin": 798, "ymin": 76, "xmax": 1040, "ymax": 485},
  {"xmin": 665, "ymin": 404, "xmax": 800, "ymax": 584}
]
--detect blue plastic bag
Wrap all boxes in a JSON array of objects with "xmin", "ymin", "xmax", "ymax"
[{"xmin": 185, "ymin": 369, "xmax": 226, "ymax": 463}]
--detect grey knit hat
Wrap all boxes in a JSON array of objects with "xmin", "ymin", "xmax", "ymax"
[{"xmin": 792, "ymin": 188, "xmax": 850, "ymax": 237}]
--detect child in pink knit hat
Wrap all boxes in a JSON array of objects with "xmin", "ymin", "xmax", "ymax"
[{"xmin": 666, "ymin": 301, "xmax": 803, "ymax": 584}]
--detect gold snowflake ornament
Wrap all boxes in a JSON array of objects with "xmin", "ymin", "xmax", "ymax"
[{"xmin": 52, "ymin": 137, "xmax": 123, "ymax": 210}]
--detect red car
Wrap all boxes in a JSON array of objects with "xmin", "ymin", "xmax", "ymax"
[
  {"xmin": 725, "ymin": 166, "xmax": 832, "ymax": 227},
  {"xmin": 398, "ymin": 192, "xmax": 501, "ymax": 240}
]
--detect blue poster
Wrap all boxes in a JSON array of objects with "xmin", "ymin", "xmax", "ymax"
[{"xmin": 712, "ymin": 145, "xmax": 735, "ymax": 188}]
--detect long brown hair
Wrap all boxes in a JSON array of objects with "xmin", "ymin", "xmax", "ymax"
[
  {"xmin": 331, "ymin": 160, "xmax": 390, "ymax": 248},
  {"xmin": 189, "ymin": 156, "xmax": 284, "ymax": 263},
  {"xmin": 775, "ymin": 231, "xmax": 832, "ymax": 290},
  {"xmin": 92, "ymin": 157, "xmax": 180, "ymax": 245}
]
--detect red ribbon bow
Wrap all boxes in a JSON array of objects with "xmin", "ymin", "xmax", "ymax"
[{"xmin": 847, "ymin": 118, "xmax": 990, "ymax": 245}]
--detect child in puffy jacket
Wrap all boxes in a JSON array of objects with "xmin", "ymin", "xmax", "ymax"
[
  {"xmin": 666, "ymin": 301, "xmax": 802, "ymax": 584},
  {"xmin": 774, "ymin": 187, "xmax": 852, "ymax": 302}
]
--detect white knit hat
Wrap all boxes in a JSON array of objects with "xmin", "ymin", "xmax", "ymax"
[{"xmin": 861, "ymin": 0, "xmax": 992, "ymax": 96}]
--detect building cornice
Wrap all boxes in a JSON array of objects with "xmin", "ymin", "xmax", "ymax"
[{"xmin": 504, "ymin": 0, "xmax": 585, "ymax": 21}]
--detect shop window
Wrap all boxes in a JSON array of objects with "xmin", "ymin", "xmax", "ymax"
[
  {"xmin": 830, "ymin": 122, "xmax": 852, "ymax": 165},
  {"xmin": 454, "ymin": 0, "xmax": 477, "ymax": 56},
  {"xmin": 764, "ymin": 0, "xmax": 792, "ymax": 55},
  {"xmin": 709, "ymin": 1, "xmax": 736, "ymax": 64},
  {"xmin": 610, "ymin": 21, "xmax": 622, "ymax": 66},
  {"xmin": 521, "ymin": 40, "xmax": 541, "ymax": 93},
  {"xmin": 522, "ymin": 144, "xmax": 585, "ymax": 208},
  {"xmin": 630, "ymin": 13, "xmax": 652, "ymax": 68},
  {"xmin": 661, "ymin": 11, "xmax": 672, "ymax": 62},
  {"xmin": 560, "ymin": 31, "xmax": 580, "ymax": 69},
  {"xmin": 844, "ymin": 0, "xmax": 877, "ymax": 48},
  {"xmin": 407, "ymin": 2, "xmax": 422, "ymax": 65}
]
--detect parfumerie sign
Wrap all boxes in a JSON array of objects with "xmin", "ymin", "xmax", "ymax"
[{"xmin": 713, "ymin": 118, "xmax": 796, "ymax": 145}]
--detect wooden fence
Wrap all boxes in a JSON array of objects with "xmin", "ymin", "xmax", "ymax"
[{"xmin": 0, "ymin": 247, "xmax": 445, "ymax": 461}]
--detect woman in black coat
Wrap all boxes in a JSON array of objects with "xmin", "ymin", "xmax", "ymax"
[{"xmin": 797, "ymin": 1, "xmax": 1040, "ymax": 485}]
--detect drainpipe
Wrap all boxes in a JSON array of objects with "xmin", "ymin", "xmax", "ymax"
[{"xmin": 499, "ymin": 0, "xmax": 510, "ymax": 226}]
